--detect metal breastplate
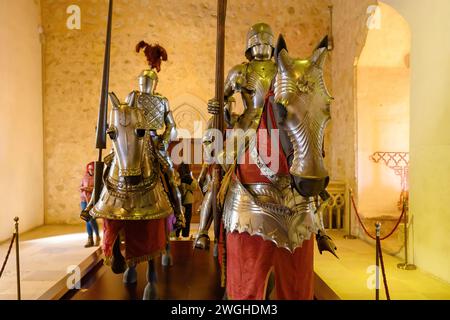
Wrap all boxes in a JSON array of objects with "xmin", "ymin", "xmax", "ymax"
[
  {"xmin": 220, "ymin": 60, "xmax": 277, "ymax": 166},
  {"xmin": 223, "ymin": 179, "xmax": 321, "ymax": 252},
  {"xmin": 137, "ymin": 93, "xmax": 166, "ymax": 130},
  {"xmin": 91, "ymin": 142, "xmax": 172, "ymax": 220},
  {"xmin": 237, "ymin": 60, "xmax": 277, "ymax": 132}
]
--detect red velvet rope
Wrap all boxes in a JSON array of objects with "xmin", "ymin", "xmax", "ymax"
[{"xmin": 350, "ymin": 194, "xmax": 405, "ymax": 241}]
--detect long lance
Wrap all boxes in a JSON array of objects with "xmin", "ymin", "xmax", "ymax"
[
  {"xmin": 212, "ymin": 0, "xmax": 227, "ymax": 288},
  {"xmin": 93, "ymin": 0, "xmax": 113, "ymax": 204}
]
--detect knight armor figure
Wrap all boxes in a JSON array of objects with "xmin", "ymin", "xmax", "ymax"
[
  {"xmin": 194, "ymin": 117, "xmax": 222, "ymax": 254},
  {"xmin": 126, "ymin": 45, "xmax": 185, "ymax": 228},
  {"xmin": 210, "ymin": 22, "xmax": 276, "ymax": 130},
  {"xmin": 81, "ymin": 41, "xmax": 185, "ymax": 300},
  {"xmin": 208, "ymin": 24, "xmax": 337, "ymax": 300},
  {"xmin": 208, "ymin": 23, "xmax": 337, "ymax": 259},
  {"xmin": 208, "ymin": 22, "xmax": 280, "ymax": 235},
  {"xmin": 196, "ymin": 24, "xmax": 277, "ymax": 254}
]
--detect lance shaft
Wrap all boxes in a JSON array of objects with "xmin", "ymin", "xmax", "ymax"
[
  {"xmin": 214, "ymin": 0, "xmax": 226, "ymax": 134},
  {"xmin": 212, "ymin": 1, "xmax": 227, "ymax": 217},
  {"xmin": 212, "ymin": 0, "xmax": 227, "ymax": 287},
  {"xmin": 211, "ymin": 0, "xmax": 227, "ymax": 208},
  {"xmin": 93, "ymin": 0, "xmax": 113, "ymax": 203}
]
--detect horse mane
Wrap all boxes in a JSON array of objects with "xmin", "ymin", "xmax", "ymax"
[{"xmin": 136, "ymin": 41, "xmax": 168, "ymax": 72}]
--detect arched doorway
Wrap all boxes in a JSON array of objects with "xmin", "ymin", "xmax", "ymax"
[
  {"xmin": 355, "ymin": 2, "xmax": 411, "ymax": 240},
  {"xmin": 169, "ymin": 93, "xmax": 209, "ymax": 225}
]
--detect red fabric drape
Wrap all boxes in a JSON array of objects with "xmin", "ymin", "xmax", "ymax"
[
  {"xmin": 226, "ymin": 231, "xmax": 314, "ymax": 300},
  {"xmin": 228, "ymin": 94, "xmax": 314, "ymax": 300},
  {"xmin": 102, "ymin": 219, "xmax": 166, "ymax": 263},
  {"xmin": 237, "ymin": 95, "xmax": 289, "ymax": 183}
]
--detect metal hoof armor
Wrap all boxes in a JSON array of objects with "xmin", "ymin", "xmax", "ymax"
[
  {"xmin": 316, "ymin": 232, "xmax": 339, "ymax": 259},
  {"xmin": 123, "ymin": 267, "xmax": 137, "ymax": 284},
  {"xmin": 161, "ymin": 253, "xmax": 173, "ymax": 267},
  {"xmin": 143, "ymin": 282, "xmax": 159, "ymax": 300},
  {"xmin": 111, "ymin": 255, "xmax": 127, "ymax": 274},
  {"xmin": 194, "ymin": 235, "xmax": 210, "ymax": 250}
]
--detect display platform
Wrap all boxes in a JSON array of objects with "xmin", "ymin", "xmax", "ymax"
[
  {"xmin": 64, "ymin": 240, "xmax": 224, "ymax": 300},
  {"xmin": 1, "ymin": 226, "xmax": 449, "ymax": 300}
]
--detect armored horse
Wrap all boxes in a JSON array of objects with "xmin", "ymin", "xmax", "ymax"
[
  {"xmin": 86, "ymin": 92, "xmax": 178, "ymax": 300},
  {"xmin": 219, "ymin": 36, "xmax": 337, "ymax": 300}
]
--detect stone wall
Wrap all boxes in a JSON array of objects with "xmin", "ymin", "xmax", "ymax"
[
  {"xmin": 356, "ymin": 2, "xmax": 410, "ymax": 219},
  {"xmin": 384, "ymin": 0, "xmax": 450, "ymax": 283},
  {"xmin": 0, "ymin": 0, "xmax": 44, "ymax": 241},
  {"xmin": 357, "ymin": 66, "xmax": 410, "ymax": 218},
  {"xmin": 41, "ymin": 0, "xmax": 331, "ymax": 224},
  {"xmin": 328, "ymin": 0, "xmax": 376, "ymax": 186}
]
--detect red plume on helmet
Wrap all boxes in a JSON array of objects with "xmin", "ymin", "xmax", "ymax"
[{"xmin": 136, "ymin": 41, "xmax": 168, "ymax": 72}]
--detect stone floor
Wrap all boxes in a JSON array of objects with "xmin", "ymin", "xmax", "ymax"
[
  {"xmin": 0, "ymin": 224, "xmax": 102, "ymax": 300},
  {"xmin": 315, "ymin": 230, "xmax": 450, "ymax": 300},
  {"xmin": 64, "ymin": 240, "xmax": 224, "ymax": 300},
  {"xmin": 0, "ymin": 222, "xmax": 207, "ymax": 300}
]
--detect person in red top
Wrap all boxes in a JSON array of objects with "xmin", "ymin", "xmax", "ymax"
[{"xmin": 80, "ymin": 162, "xmax": 100, "ymax": 247}]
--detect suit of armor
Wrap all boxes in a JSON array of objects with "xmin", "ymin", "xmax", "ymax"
[
  {"xmin": 208, "ymin": 23, "xmax": 280, "ymax": 240},
  {"xmin": 209, "ymin": 23, "xmax": 276, "ymax": 133},
  {"xmin": 126, "ymin": 69, "xmax": 185, "ymax": 225},
  {"xmin": 194, "ymin": 118, "xmax": 221, "ymax": 253},
  {"xmin": 196, "ymin": 23, "xmax": 278, "ymax": 259},
  {"xmin": 212, "ymin": 27, "xmax": 337, "ymax": 299}
]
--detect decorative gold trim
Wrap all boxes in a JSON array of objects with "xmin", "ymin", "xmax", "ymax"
[
  {"xmin": 103, "ymin": 256, "xmax": 112, "ymax": 267},
  {"xmin": 91, "ymin": 207, "xmax": 172, "ymax": 221},
  {"xmin": 125, "ymin": 250, "xmax": 165, "ymax": 267},
  {"xmin": 119, "ymin": 168, "xmax": 142, "ymax": 176},
  {"xmin": 103, "ymin": 250, "xmax": 166, "ymax": 268},
  {"xmin": 105, "ymin": 170, "xmax": 159, "ymax": 196}
]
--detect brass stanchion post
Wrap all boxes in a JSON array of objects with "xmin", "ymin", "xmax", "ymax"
[
  {"xmin": 375, "ymin": 222, "xmax": 380, "ymax": 301},
  {"xmin": 344, "ymin": 187, "xmax": 356, "ymax": 239},
  {"xmin": 14, "ymin": 217, "xmax": 21, "ymax": 300},
  {"xmin": 397, "ymin": 200, "xmax": 416, "ymax": 270}
]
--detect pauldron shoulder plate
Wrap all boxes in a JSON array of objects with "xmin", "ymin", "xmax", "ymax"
[
  {"xmin": 225, "ymin": 63, "xmax": 248, "ymax": 92},
  {"xmin": 125, "ymin": 90, "xmax": 140, "ymax": 107}
]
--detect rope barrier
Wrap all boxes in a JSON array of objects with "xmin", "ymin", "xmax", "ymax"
[
  {"xmin": 0, "ymin": 233, "xmax": 17, "ymax": 279},
  {"xmin": 376, "ymin": 235, "xmax": 391, "ymax": 300},
  {"xmin": 350, "ymin": 194, "xmax": 405, "ymax": 240}
]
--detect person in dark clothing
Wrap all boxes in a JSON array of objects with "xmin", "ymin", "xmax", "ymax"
[{"xmin": 176, "ymin": 162, "xmax": 198, "ymax": 238}]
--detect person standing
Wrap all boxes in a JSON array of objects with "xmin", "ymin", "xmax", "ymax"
[
  {"xmin": 80, "ymin": 161, "xmax": 100, "ymax": 247},
  {"xmin": 177, "ymin": 162, "xmax": 198, "ymax": 239}
]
